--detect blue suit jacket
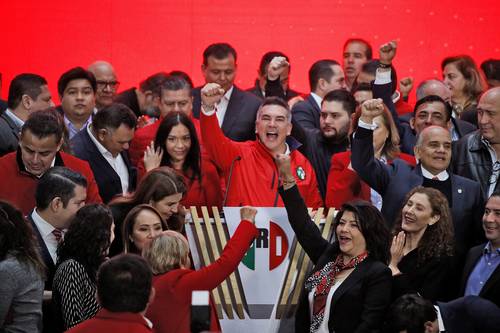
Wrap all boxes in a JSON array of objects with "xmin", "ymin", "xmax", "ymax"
[
  {"xmin": 351, "ymin": 126, "xmax": 484, "ymax": 253},
  {"xmin": 438, "ymin": 296, "xmax": 500, "ymax": 333},
  {"xmin": 291, "ymin": 94, "xmax": 321, "ymax": 130},
  {"xmin": 192, "ymin": 85, "xmax": 261, "ymax": 142},
  {"xmin": 70, "ymin": 129, "xmax": 136, "ymax": 203}
]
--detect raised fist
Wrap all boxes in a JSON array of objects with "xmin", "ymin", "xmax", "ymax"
[
  {"xmin": 360, "ymin": 98, "xmax": 385, "ymax": 123},
  {"xmin": 399, "ymin": 77, "xmax": 414, "ymax": 97},
  {"xmin": 201, "ymin": 83, "xmax": 225, "ymax": 109},
  {"xmin": 379, "ymin": 40, "xmax": 397, "ymax": 65},
  {"xmin": 240, "ymin": 206, "xmax": 258, "ymax": 223},
  {"xmin": 267, "ymin": 56, "xmax": 289, "ymax": 81},
  {"xmin": 275, "ymin": 153, "xmax": 293, "ymax": 181}
]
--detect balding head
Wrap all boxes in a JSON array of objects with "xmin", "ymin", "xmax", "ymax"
[
  {"xmin": 415, "ymin": 126, "xmax": 452, "ymax": 175},
  {"xmin": 416, "ymin": 79, "xmax": 451, "ymax": 104},
  {"xmin": 478, "ymin": 87, "xmax": 500, "ymax": 144},
  {"xmin": 88, "ymin": 60, "xmax": 118, "ymax": 109}
]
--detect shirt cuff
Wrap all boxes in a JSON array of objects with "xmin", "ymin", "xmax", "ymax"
[
  {"xmin": 201, "ymin": 105, "xmax": 217, "ymax": 116},
  {"xmin": 374, "ymin": 68, "xmax": 392, "ymax": 85},
  {"xmin": 358, "ymin": 118, "xmax": 378, "ymax": 130}
]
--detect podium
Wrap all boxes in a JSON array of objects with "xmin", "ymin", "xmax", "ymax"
[{"xmin": 186, "ymin": 206, "xmax": 336, "ymax": 333}]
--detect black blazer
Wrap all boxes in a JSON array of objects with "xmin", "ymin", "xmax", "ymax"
[
  {"xmin": 279, "ymin": 185, "xmax": 392, "ymax": 333},
  {"xmin": 0, "ymin": 111, "xmax": 21, "ymax": 157},
  {"xmin": 438, "ymin": 296, "xmax": 500, "ymax": 333},
  {"xmin": 70, "ymin": 128, "xmax": 137, "ymax": 203},
  {"xmin": 27, "ymin": 212, "xmax": 56, "ymax": 290},
  {"xmin": 460, "ymin": 243, "xmax": 500, "ymax": 307},
  {"xmin": 192, "ymin": 85, "xmax": 261, "ymax": 142},
  {"xmin": 291, "ymin": 94, "xmax": 321, "ymax": 130}
]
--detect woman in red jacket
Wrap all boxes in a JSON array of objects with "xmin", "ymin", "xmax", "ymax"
[
  {"xmin": 143, "ymin": 206, "xmax": 258, "ymax": 333},
  {"xmin": 325, "ymin": 104, "xmax": 415, "ymax": 209},
  {"xmin": 142, "ymin": 112, "xmax": 222, "ymax": 210}
]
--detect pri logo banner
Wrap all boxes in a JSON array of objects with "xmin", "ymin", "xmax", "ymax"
[{"xmin": 242, "ymin": 222, "xmax": 289, "ymax": 271}]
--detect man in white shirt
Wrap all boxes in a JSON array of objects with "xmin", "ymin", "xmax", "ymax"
[
  {"xmin": 0, "ymin": 73, "xmax": 54, "ymax": 156},
  {"xmin": 71, "ymin": 103, "xmax": 137, "ymax": 203},
  {"xmin": 28, "ymin": 166, "xmax": 87, "ymax": 290}
]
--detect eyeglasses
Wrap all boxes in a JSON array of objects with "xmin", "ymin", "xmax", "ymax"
[{"xmin": 96, "ymin": 80, "xmax": 120, "ymax": 89}]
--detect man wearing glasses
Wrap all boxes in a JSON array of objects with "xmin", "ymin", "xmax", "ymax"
[
  {"xmin": 453, "ymin": 87, "xmax": 500, "ymax": 199},
  {"xmin": 88, "ymin": 61, "xmax": 120, "ymax": 110}
]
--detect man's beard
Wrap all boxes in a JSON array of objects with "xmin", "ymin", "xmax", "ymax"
[{"xmin": 322, "ymin": 124, "xmax": 350, "ymax": 143}]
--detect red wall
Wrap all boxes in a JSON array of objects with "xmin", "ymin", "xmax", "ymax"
[{"xmin": 1, "ymin": 0, "xmax": 499, "ymax": 103}]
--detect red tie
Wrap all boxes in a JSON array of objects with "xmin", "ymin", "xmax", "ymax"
[
  {"xmin": 432, "ymin": 176, "xmax": 439, "ymax": 180},
  {"xmin": 52, "ymin": 228, "xmax": 63, "ymax": 243}
]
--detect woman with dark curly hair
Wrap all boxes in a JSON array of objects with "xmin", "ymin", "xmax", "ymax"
[
  {"xmin": 141, "ymin": 112, "xmax": 223, "ymax": 209},
  {"xmin": 52, "ymin": 204, "xmax": 115, "ymax": 330},
  {"xmin": 0, "ymin": 201, "xmax": 45, "ymax": 333},
  {"xmin": 276, "ymin": 154, "xmax": 393, "ymax": 333},
  {"xmin": 108, "ymin": 167, "xmax": 187, "ymax": 256},
  {"xmin": 442, "ymin": 55, "xmax": 486, "ymax": 125},
  {"xmin": 390, "ymin": 186, "xmax": 455, "ymax": 301}
]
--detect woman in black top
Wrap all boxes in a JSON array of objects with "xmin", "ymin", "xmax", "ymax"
[
  {"xmin": 276, "ymin": 154, "xmax": 392, "ymax": 333},
  {"xmin": 389, "ymin": 186, "xmax": 455, "ymax": 301}
]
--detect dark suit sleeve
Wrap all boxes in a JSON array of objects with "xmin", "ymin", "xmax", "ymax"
[
  {"xmin": 351, "ymin": 127, "xmax": 392, "ymax": 195},
  {"xmin": 265, "ymin": 77, "xmax": 286, "ymax": 100},
  {"xmin": 279, "ymin": 185, "xmax": 329, "ymax": 265},
  {"xmin": 355, "ymin": 264, "xmax": 393, "ymax": 333},
  {"xmin": 291, "ymin": 101, "xmax": 317, "ymax": 130}
]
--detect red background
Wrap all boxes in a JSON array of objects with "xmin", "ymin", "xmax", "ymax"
[{"xmin": 1, "ymin": 0, "xmax": 499, "ymax": 103}]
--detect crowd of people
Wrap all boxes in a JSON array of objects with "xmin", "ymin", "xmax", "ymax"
[{"xmin": 0, "ymin": 39, "xmax": 500, "ymax": 333}]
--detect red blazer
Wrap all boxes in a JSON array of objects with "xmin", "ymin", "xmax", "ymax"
[
  {"xmin": 0, "ymin": 150, "xmax": 102, "ymax": 215},
  {"xmin": 66, "ymin": 309, "xmax": 152, "ymax": 333},
  {"xmin": 129, "ymin": 117, "xmax": 202, "ymax": 167},
  {"xmin": 146, "ymin": 220, "xmax": 258, "ymax": 333},
  {"xmin": 325, "ymin": 151, "xmax": 416, "ymax": 209},
  {"xmin": 201, "ymin": 111, "xmax": 323, "ymax": 208}
]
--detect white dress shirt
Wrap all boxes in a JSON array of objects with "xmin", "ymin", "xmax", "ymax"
[
  {"xmin": 31, "ymin": 209, "xmax": 64, "ymax": 264},
  {"xmin": 215, "ymin": 86, "xmax": 234, "ymax": 127},
  {"xmin": 310, "ymin": 92, "xmax": 323, "ymax": 110},
  {"xmin": 87, "ymin": 125, "xmax": 129, "ymax": 194},
  {"xmin": 421, "ymin": 166, "xmax": 449, "ymax": 180}
]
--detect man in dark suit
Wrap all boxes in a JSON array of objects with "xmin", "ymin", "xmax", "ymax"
[
  {"xmin": 67, "ymin": 254, "xmax": 154, "ymax": 333},
  {"xmin": 29, "ymin": 167, "xmax": 87, "ymax": 290},
  {"xmin": 192, "ymin": 43, "xmax": 261, "ymax": 142},
  {"xmin": 461, "ymin": 191, "xmax": 500, "ymax": 307},
  {"xmin": 291, "ymin": 59, "xmax": 346, "ymax": 130},
  {"xmin": 352, "ymin": 99, "xmax": 484, "ymax": 254},
  {"xmin": 71, "ymin": 103, "xmax": 137, "ymax": 203},
  {"xmin": 386, "ymin": 293, "xmax": 500, "ymax": 333},
  {"xmin": 0, "ymin": 73, "xmax": 55, "ymax": 156}
]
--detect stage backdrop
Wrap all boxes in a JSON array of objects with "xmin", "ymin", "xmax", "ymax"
[{"xmin": 1, "ymin": 0, "xmax": 498, "ymax": 103}]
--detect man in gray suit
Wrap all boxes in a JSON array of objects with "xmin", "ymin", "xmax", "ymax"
[{"xmin": 0, "ymin": 73, "xmax": 54, "ymax": 156}]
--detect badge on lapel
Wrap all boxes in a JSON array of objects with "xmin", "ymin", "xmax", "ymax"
[
  {"xmin": 457, "ymin": 188, "xmax": 463, "ymax": 194},
  {"xmin": 296, "ymin": 166, "xmax": 305, "ymax": 181}
]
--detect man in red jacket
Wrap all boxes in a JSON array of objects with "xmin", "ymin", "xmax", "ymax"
[
  {"xmin": 200, "ymin": 83, "xmax": 323, "ymax": 208},
  {"xmin": 68, "ymin": 254, "xmax": 155, "ymax": 333},
  {"xmin": 0, "ymin": 109, "xmax": 101, "ymax": 215}
]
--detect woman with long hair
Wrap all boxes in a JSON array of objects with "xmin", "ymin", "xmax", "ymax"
[
  {"xmin": 277, "ymin": 154, "xmax": 392, "ymax": 333},
  {"xmin": 442, "ymin": 55, "xmax": 486, "ymax": 125},
  {"xmin": 142, "ymin": 112, "xmax": 222, "ymax": 209},
  {"xmin": 390, "ymin": 186, "xmax": 455, "ymax": 301},
  {"xmin": 325, "ymin": 103, "xmax": 415, "ymax": 209},
  {"xmin": 143, "ymin": 206, "xmax": 259, "ymax": 333},
  {"xmin": 52, "ymin": 204, "xmax": 115, "ymax": 330},
  {"xmin": 108, "ymin": 167, "xmax": 187, "ymax": 256},
  {"xmin": 121, "ymin": 204, "xmax": 166, "ymax": 255},
  {"xmin": 0, "ymin": 201, "xmax": 45, "ymax": 333}
]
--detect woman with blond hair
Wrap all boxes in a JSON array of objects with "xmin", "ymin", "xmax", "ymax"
[{"xmin": 143, "ymin": 207, "xmax": 259, "ymax": 333}]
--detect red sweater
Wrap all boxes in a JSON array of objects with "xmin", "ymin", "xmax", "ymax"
[
  {"xmin": 67, "ymin": 309, "xmax": 152, "ymax": 333},
  {"xmin": 325, "ymin": 151, "xmax": 416, "ymax": 209},
  {"xmin": 0, "ymin": 151, "xmax": 102, "ymax": 215},
  {"xmin": 146, "ymin": 220, "xmax": 258, "ymax": 333},
  {"xmin": 201, "ymin": 111, "xmax": 323, "ymax": 208}
]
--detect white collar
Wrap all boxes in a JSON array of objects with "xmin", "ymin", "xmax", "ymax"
[
  {"xmin": 87, "ymin": 124, "xmax": 114, "ymax": 158},
  {"xmin": 31, "ymin": 209, "xmax": 57, "ymax": 238},
  {"xmin": 434, "ymin": 305, "xmax": 445, "ymax": 332},
  {"xmin": 421, "ymin": 165, "xmax": 449, "ymax": 180},
  {"xmin": 4, "ymin": 108, "xmax": 25, "ymax": 128},
  {"xmin": 223, "ymin": 86, "xmax": 234, "ymax": 101},
  {"xmin": 310, "ymin": 92, "xmax": 323, "ymax": 109}
]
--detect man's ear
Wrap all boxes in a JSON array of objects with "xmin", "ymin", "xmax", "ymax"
[
  {"xmin": 97, "ymin": 128, "xmax": 108, "ymax": 141},
  {"xmin": 21, "ymin": 94, "xmax": 33, "ymax": 110},
  {"xmin": 410, "ymin": 117, "xmax": 416, "ymax": 130},
  {"xmin": 50, "ymin": 196, "xmax": 63, "ymax": 213}
]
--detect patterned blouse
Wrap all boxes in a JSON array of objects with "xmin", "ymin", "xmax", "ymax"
[{"xmin": 53, "ymin": 259, "xmax": 100, "ymax": 329}]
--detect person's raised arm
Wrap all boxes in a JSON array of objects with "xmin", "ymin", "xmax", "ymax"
[
  {"xmin": 199, "ymin": 83, "xmax": 242, "ymax": 171},
  {"xmin": 276, "ymin": 153, "xmax": 329, "ymax": 264},
  {"xmin": 265, "ymin": 56, "xmax": 289, "ymax": 100}
]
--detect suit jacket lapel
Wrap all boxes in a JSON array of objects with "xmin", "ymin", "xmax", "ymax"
[
  {"xmin": 1, "ymin": 112, "xmax": 21, "ymax": 139},
  {"xmin": 307, "ymin": 94, "xmax": 321, "ymax": 114},
  {"xmin": 27, "ymin": 212, "xmax": 55, "ymax": 271},
  {"xmin": 221, "ymin": 86, "xmax": 242, "ymax": 133},
  {"xmin": 329, "ymin": 260, "xmax": 370, "ymax": 313},
  {"xmin": 83, "ymin": 130, "xmax": 122, "ymax": 183},
  {"xmin": 482, "ymin": 262, "xmax": 500, "ymax": 296}
]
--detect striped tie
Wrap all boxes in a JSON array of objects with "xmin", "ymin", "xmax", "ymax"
[{"xmin": 52, "ymin": 228, "xmax": 63, "ymax": 243}]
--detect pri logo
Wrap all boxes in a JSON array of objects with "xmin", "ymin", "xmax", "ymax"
[{"xmin": 242, "ymin": 221, "xmax": 289, "ymax": 270}]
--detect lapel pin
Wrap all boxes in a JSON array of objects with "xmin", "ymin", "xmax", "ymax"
[{"xmin": 458, "ymin": 188, "xmax": 463, "ymax": 194}]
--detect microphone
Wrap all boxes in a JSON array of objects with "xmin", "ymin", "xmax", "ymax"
[
  {"xmin": 190, "ymin": 290, "xmax": 210, "ymax": 333},
  {"xmin": 222, "ymin": 155, "xmax": 241, "ymax": 208}
]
